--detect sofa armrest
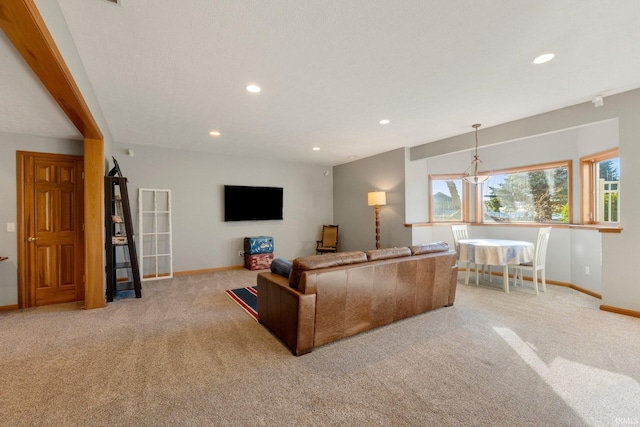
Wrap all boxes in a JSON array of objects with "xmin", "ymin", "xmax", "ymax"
[
  {"xmin": 447, "ymin": 264, "xmax": 458, "ymax": 306},
  {"xmin": 257, "ymin": 272, "xmax": 316, "ymax": 356}
]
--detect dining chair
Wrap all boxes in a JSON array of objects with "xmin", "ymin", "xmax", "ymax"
[
  {"xmin": 451, "ymin": 224, "xmax": 482, "ymax": 285},
  {"xmin": 512, "ymin": 227, "xmax": 551, "ymax": 295}
]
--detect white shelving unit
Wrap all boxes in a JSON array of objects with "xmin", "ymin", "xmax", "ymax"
[{"xmin": 138, "ymin": 188, "xmax": 173, "ymax": 280}]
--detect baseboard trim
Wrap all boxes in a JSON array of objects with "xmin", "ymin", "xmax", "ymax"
[
  {"xmin": 0, "ymin": 304, "xmax": 19, "ymax": 312},
  {"xmin": 142, "ymin": 273, "xmax": 172, "ymax": 279},
  {"xmin": 569, "ymin": 284, "xmax": 602, "ymax": 299},
  {"xmin": 469, "ymin": 267, "xmax": 604, "ymax": 299},
  {"xmin": 599, "ymin": 305, "xmax": 640, "ymax": 319},
  {"xmin": 173, "ymin": 265, "xmax": 244, "ymax": 276}
]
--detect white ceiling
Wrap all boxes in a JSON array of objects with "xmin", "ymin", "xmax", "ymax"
[{"xmin": 2, "ymin": 0, "xmax": 640, "ymax": 166}]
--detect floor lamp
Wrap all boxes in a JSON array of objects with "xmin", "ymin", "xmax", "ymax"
[{"xmin": 368, "ymin": 191, "xmax": 387, "ymax": 249}]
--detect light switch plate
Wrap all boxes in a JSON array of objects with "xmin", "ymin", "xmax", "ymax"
[{"xmin": 7, "ymin": 223, "xmax": 15, "ymax": 232}]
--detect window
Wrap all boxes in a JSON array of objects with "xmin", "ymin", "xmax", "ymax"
[
  {"xmin": 430, "ymin": 175, "xmax": 466, "ymax": 222},
  {"xmin": 580, "ymin": 148, "xmax": 619, "ymax": 224},
  {"xmin": 480, "ymin": 161, "xmax": 571, "ymax": 223}
]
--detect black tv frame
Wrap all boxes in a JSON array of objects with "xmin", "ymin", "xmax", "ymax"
[{"xmin": 224, "ymin": 185, "xmax": 283, "ymax": 221}]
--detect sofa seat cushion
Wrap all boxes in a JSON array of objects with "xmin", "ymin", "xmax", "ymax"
[
  {"xmin": 366, "ymin": 247, "xmax": 411, "ymax": 261},
  {"xmin": 410, "ymin": 241, "xmax": 449, "ymax": 255},
  {"xmin": 289, "ymin": 251, "xmax": 367, "ymax": 288}
]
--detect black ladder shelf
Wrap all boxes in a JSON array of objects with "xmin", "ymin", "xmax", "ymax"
[{"xmin": 105, "ymin": 176, "xmax": 142, "ymax": 301}]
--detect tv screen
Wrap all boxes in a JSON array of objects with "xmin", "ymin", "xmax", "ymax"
[{"xmin": 224, "ymin": 185, "xmax": 283, "ymax": 221}]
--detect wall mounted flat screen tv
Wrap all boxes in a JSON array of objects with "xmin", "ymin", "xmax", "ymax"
[{"xmin": 224, "ymin": 185, "xmax": 283, "ymax": 221}]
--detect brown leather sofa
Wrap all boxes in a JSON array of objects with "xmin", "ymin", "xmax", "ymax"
[{"xmin": 257, "ymin": 242, "xmax": 458, "ymax": 355}]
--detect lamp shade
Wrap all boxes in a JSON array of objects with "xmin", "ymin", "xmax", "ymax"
[
  {"xmin": 368, "ymin": 191, "xmax": 387, "ymax": 206},
  {"xmin": 462, "ymin": 173, "xmax": 490, "ymax": 185}
]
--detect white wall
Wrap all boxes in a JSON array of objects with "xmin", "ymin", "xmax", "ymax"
[
  {"xmin": 410, "ymin": 226, "xmax": 434, "ymax": 246},
  {"xmin": 570, "ymin": 229, "xmax": 602, "ymax": 293},
  {"xmin": 113, "ymin": 143, "xmax": 333, "ymax": 272},
  {"xmin": 0, "ymin": 132, "xmax": 83, "ymax": 306}
]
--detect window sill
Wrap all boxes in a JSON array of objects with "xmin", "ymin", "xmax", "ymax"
[
  {"xmin": 568, "ymin": 224, "xmax": 622, "ymax": 233},
  {"xmin": 404, "ymin": 222, "xmax": 622, "ymax": 233}
]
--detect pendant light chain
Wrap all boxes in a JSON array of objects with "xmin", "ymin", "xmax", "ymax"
[{"xmin": 462, "ymin": 123, "xmax": 490, "ymax": 185}]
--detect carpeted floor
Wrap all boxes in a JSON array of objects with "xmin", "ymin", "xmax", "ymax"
[{"xmin": 1, "ymin": 268, "xmax": 639, "ymax": 426}]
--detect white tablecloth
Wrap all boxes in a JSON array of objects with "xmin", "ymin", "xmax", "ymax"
[{"xmin": 458, "ymin": 239, "xmax": 534, "ymax": 266}]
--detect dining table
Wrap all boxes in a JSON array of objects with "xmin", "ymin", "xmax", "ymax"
[{"xmin": 457, "ymin": 239, "xmax": 534, "ymax": 293}]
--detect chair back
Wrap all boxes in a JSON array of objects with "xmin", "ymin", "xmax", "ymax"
[
  {"xmin": 321, "ymin": 225, "xmax": 339, "ymax": 248},
  {"xmin": 450, "ymin": 224, "xmax": 469, "ymax": 246},
  {"xmin": 533, "ymin": 227, "xmax": 552, "ymax": 267}
]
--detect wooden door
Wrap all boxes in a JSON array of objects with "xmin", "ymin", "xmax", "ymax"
[{"xmin": 17, "ymin": 152, "xmax": 84, "ymax": 307}]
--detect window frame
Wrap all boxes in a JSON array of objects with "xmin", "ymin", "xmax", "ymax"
[
  {"xmin": 580, "ymin": 148, "xmax": 619, "ymax": 224},
  {"xmin": 476, "ymin": 160, "xmax": 573, "ymax": 224},
  {"xmin": 429, "ymin": 174, "xmax": 468, "ymax": 223}
]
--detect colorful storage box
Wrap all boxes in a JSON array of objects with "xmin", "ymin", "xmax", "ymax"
[
  {"xmin": 244, "ymin": 236, "xmax": 274, "ymax": 255},
  {"xmin": 244, "ymin": 253, "xmax": 274, "ymax": 270}
]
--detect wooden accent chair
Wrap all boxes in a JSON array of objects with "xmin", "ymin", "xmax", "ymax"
[{"xmin": 316, "ymin": 225, "xmax": 339, "ymax": 254}]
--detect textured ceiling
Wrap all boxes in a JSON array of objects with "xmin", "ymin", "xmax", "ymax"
[{"xmin": 2, "ymin": 0, "xmax": 640, "ymax": 166}]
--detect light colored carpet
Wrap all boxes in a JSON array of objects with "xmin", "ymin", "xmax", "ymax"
[{"xmin": 1, "ymin": 269, "xmax": 639, "ymax": 426}]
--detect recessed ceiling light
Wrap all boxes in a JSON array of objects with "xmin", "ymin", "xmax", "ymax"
[
  {"xmin": 379, "ymin": 119, "xmax": 390, "ymax": 125},
  {"xmin": 313, "ymin": 147, "xmax": 320, "ymax": 151},
  {"xmin": 533, "ymin": 53, "xmax": 555, "ymax": 65},
  {"xmin": 209, "ymin": 130, "xmax": 221, "ymax": 136},
  {"xmin": 245, "ymin": 84, "xmax": 261, "ymax": 93}
]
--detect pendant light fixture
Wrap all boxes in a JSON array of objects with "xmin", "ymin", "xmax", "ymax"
[{"xmin": 462, "ymin": 123, "xmax": 490, "ymax": 184}]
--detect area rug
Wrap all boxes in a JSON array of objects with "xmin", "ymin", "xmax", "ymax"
[{"xmin": 225, "ymin": 286, "xmax": 258, "ymax": 321}]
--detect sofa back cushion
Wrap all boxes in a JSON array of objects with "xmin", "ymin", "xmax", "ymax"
[
  {"xmin": 410, "ymin": 241, "xmax": 449, "ymax": 255},
  {"xmin": 289, "ymin": 251, "xmax": 367, "ymax": 288},
  {"xmin": 365, "ymin": 247, "xmax": 411, "ymax": 261}
]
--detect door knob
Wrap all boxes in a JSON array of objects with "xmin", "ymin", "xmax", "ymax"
[{"xmin": 27, "ymin": 237, "xmax": 39, "ymax": 242}]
